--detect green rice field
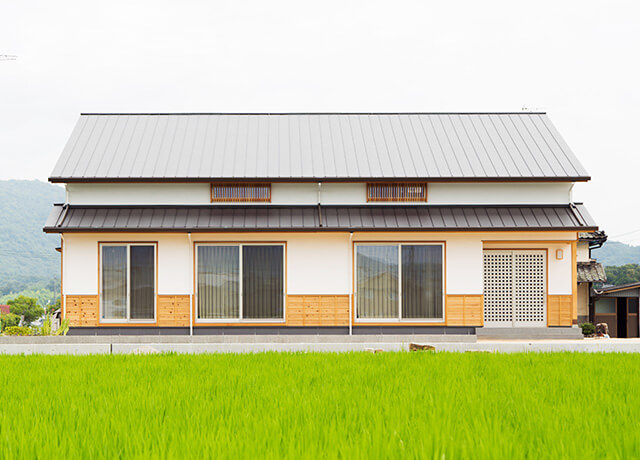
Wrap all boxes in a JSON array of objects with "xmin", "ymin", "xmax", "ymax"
[{"xmin": 1, "ymin": 352, "xmax": 638, "ymax": 459}]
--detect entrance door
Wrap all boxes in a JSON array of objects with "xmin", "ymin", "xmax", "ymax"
[
  {"xmin": 617, "ymin": 298, "xmax": 628, "ymax": 338},
  {"xmin": 483, "ymin": 250, "xmax": 547, "ymax": 327}
]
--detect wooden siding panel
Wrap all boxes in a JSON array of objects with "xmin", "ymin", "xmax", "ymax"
[
  {"xmin": 286, "ymin": 295, "xmax": 349, "ymax": 326},
  {"xmin": 65, "ymin": 295, "xmax": 99, "ymax": 327},
  {"xmin": 446, "ymin": 295, "xmax": 484, "ymax": 326},
  {"xmin": 548, "ymin": 295, "xmax": 573, "ymax": 326},
  {"xmin": 157, "ymin": 295, "xmax": 190, "ymax": 327}
]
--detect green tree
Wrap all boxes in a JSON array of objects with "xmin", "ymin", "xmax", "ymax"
[
  {"xmin": 7, "ymin": 296, "xmax": 44, "ymax": 325},
  {"xmin": 604, "ymin": 264, "xmax": 640, "ymax": 286}
]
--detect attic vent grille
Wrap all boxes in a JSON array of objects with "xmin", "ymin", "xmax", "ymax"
[
  {"xmin": 211, "ymin": 184, "xmax": 271, "ymax": 202},
  {"xmin": 367, "ymin": 183, "xmax": 427, "ymax": 202}
]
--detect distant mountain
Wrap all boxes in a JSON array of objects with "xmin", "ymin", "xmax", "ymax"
[
  {"xmin": 0, "ymin": 180, "xmax": 64, "ymax": 295},
  {"xmin": 592, "ymin": 240, "xmax": 640, "ymax": 267}
]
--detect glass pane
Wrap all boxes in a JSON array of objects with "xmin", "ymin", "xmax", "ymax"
[
  {"xmin": 197, "ymin": 246, "xmax": 239, "ymax": 319},
  {"xmin": 242, "ymin": 246, "xmax": 284, "ymax": 319},
  {"xmin": 130, "ymin": 246, "xmax": 155, "ymax": 320},
  {"xmin": 102, "ymin": 246, "xmax": 127, "ymax": 320},
  {"xmin": 356, "ymin": 245, "xmax": 398, "ymax": 318},
  {"xmin": 595, "ymin": 298, "xmax": 615, "ymax": 314},
  {"xmin": 402, "ymin": 245, "xmax": 443, "ymax": 319}
]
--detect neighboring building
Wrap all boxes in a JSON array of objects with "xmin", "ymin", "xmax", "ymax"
[
  {"xmin": 576, "ymin": 231, "xmax": 607, "ymax": 324},
  {"xmin": 44, "ymin": 113, "xmax": 599, "ymax": 334},
  {"xmin": 593, "ymin": 283, "xmax": 640, "ymax": 338},
  {"xmin": 0, "ymin": 305, "xmax": 10, "ymax": 315}
]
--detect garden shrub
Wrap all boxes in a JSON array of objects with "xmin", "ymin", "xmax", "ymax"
[
  {"xmin": 580, "ymin": 322, "xmax": 596, "ymax": 336},
  {"xmin": 0, "ymin": 313, "xmax": 20, "ymax": 331},
  {"xmin": 3, "ymin": 326, "xmax": 33, "ymax": 336}
]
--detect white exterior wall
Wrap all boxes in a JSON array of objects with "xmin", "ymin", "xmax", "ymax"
[
  {"xmin": 67, "ymin": 182, "xmax": 572, "ymax": 206},
  {"xmin": 577, "ymin": 240, "xmax": 590, "ymax": 262},
  {"xmin": 63, "ymin": 231, "xmax": 576, "ymax": 298}
]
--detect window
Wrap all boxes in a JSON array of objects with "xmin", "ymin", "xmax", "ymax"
[
  {"xmin": 366, "ymin": 183, "xmax": 427, "ymax": 202},
  {"xmin": 356, "ymin": 243, "xmax": 443, "ymax": 320},
  {"xmin": 196, "ymin": 244, "xmax": 284, "ymax": 320},
  {"xmin": 211, "ymin": 183, "xmax": 271, "ymax": 202},
  {"xmin": 100, "ymin": 243, "xmax": 155, "ymax": 321}
]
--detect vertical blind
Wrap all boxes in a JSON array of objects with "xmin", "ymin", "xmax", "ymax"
[
  {"xmin": 130, "ymin": 246, "xmax": 155, "ymax": 320},
  {"xmin": 197, "ymin": 246, "xmax": 240, "ymax": 319},
  {"xmin": 357, "ymin": 244, "xmax": 443, "ymax": 320},
  {"xmin": 356, "ymin": 245, "xmax": 399, "ymax": 318},
  {"xmin": 101, "ymin": 244, "xmax": 155, "ymax": 321},
  {"xmin": 197, "ymin": 245, "xmax": 284, "ymax": 320},
  {"xmin": 102, "ymin": 246, "xmax": 127, "ymax": 320},
  {"xmin": 401, "ymin": 245, "xmax": 443, "ymax": 318},
  {"xmin": 243, "ymin": 246, "xmax": 284, "ymax": 319}
]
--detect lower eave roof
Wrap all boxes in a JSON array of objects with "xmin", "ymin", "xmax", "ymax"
[
  {"xmin": 43, "ymin": 204, "xmax": 597, "ymax": 233},
  {"xmin": 577, "ymin": 261, "xmax": 607, "ymax": 283}
]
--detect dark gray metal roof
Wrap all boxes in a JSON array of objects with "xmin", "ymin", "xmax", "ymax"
[
  {"xmin": 596, "ymin": 282, "xmax": 640, "ymax": 297},
  {"xmin": 577, "ymin": 261, "xmax": 607, "ymax": 283},
  {"xmin": 49, "ymin": 113, "xmax": 590, "ymax": 182},
  {"xmin": 43, "ymin": 203, "xmax": 597, "ymax": 233}
]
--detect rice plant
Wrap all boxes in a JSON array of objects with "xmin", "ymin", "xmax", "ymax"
[{"xmin": 0, "ymin": 352, "xmax": 637, "ymax": 459}]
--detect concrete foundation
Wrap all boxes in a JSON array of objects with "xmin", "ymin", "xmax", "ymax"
[{"xmin": 1, "ymin": 336, "xmax": 640, "ymax": 354}]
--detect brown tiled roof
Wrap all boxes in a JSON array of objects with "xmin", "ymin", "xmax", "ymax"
[{"xmin": 577, "ymin": 261, "xmax": 606, "ymax": 283}]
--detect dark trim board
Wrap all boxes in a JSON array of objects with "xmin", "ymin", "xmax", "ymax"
[{"xmin": 68, "ymin": 326, "xmax": 477, "ymax": 336}]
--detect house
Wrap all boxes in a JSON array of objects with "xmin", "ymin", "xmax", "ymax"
[
  {"xmin": 593, "ymin": 283, "xmax": 640, "ymax": 338},
  {"xmin": 0, "ymin": 305, "xmax": 10, "ymax": 315},
  {"xmin": 43, "ymin": 112, "xmax": 599, "ymax": 335},
  {"xmin": 576, "ymin": 231, "xmax": 607, "ymax": 324}
]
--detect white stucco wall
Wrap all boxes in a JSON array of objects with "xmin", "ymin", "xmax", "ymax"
[
  {"xmin": 66, "ymin": 182, "xmax": 572, "ymax": 205},
  {"xmin": 577, "ymin": 241, "xmax": 590, "ymax": 262},
  {"xmin": 62, "ymin": 231, "xmax": 576, "ymax": 298}
]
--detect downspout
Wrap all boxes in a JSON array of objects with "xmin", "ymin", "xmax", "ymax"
[
  {"xmin": 569, "ymin": 183, "xmax": 574, "ymax": 203},
  {"xmin": 60, "ymin": 234, "xmax": 65, "ymax": 320},
  {"xmin": 349, "ymin": 232, "xmax": 353, "ymax": 336},
  {"xmin": 317, "ymin": 182, "xmax": 323, "ymax": 227},
  {"xmin": 188, "ymin": 232, "xmax": 193, "ymax": 337}
]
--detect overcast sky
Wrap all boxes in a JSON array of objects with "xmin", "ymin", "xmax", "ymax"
[{"xmin": 1, "ymin": 0, "xmax": 639, "ymax": 242}]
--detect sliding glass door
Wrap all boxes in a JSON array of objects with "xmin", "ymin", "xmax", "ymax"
[
  {"xmin": 101, "ymin": 243, "xmax": 155, "ymax": 322},
  {"xmin": 196, "ymin": 244, "xmax": 285, "ymax": 321},
  {"xmin": 356, "ymin": 243, "xmax": 443, "ymax": 320}
]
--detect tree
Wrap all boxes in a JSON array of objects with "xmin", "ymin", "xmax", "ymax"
[
  {"xmin": 7, "ymin": 296, "xmax": 44, "ymax": 325},
  {"xmin": 47, "ymin": 298, "xmax": 61, "ymax": 315},
  {"xmin": 604, "ymin": 264, "xmax": 640, "ymax": 286}
]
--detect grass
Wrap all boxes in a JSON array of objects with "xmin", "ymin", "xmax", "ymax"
[{"xmin": 0, "ymin": 352, "xmax": 638, "ymax": 459}]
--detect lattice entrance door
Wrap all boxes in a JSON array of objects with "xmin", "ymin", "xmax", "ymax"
[{"xmin": 483, "ymin": 250, "xmax": 546, "ymax": 327}]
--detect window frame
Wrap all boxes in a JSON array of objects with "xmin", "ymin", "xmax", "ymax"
[
  {"xmin": 366, "ymin": 183, "xmax": 428, "ymax": 202},
  {"xmin": 354, "ymin": 242, "xmax": 445, "ymax": 323},
  {"xmin": 194, "ymin": 242, "xmax": 286, "ymax": 323},
  {"xmin": 98, "ymin": 242, "xmax": 157, "ymax": 324},
  {"xmin": 210, "ymin": 183, "xmax": 272, "ymax": 203}
]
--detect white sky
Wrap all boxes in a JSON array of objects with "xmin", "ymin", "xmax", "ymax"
[{"xmin": 1, "ymin": 0, "xmax": 639, "ymax": 242}]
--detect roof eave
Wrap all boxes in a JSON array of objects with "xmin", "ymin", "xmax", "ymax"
[
  {"xmin": 43, "ymin": 225, "xmax": 599, "ymax": 234},
  {"xmin": 48, "ymin": 176, "xmax": 592, "ymax": 184}
]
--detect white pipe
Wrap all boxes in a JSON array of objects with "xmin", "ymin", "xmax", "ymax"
[
  {"xmin": 61, "ymin": 234, "xmax": 65, "ymax": 320},
  {"xmin": 349, "ymin": 232, "xmax": 353, "ymax": 336},
  {"xmin": 569, "ymin": 183, "xmax": 575, "ymax": 203},
  {"xmin": 188, "ymin": 232, "xmax": 193, "ymax": 337}
]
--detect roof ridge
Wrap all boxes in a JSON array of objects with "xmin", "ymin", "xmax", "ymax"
[{"xmin": 79, "ymin": 112, "xmax": 548, "ymax": 116}]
